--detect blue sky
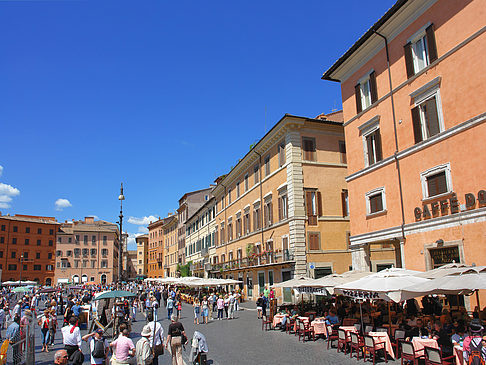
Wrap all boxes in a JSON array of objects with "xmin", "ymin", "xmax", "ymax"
[{"xmin": 0, "ymin": 0, "xmax": 395, "ymax": 248}]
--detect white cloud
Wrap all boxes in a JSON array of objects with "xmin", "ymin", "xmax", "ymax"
[
  {"xmin": 0, "ymin": 165, "xmax": 3, "ymax": 177},
  {"xmin": 55, "ymin": 198, "xmax": 72, "ymax": 211},
  {"xmin": 138, "ymin": 226, "xmax": 149, "ymax": 233},
  {"xmin": 127, "ymin": 215, "xmax": 158, "ymax": 225},
  {"xmin": 0, "ymin": 182, "xmax": 20, "ymax": 209},
  {"xmin": 126, "ymin": 232, "xmax": 143, "ymax": 250}
]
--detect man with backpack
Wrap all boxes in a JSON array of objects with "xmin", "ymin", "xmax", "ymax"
[
  {"xmin": 463, "ymin": 319, "xmax": 486, "ymax": 364},
  {"xmin": 82, "ymin": 329, "xmax": 109, "ymax": 365}
]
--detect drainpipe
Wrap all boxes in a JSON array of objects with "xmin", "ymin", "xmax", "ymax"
[{"xmin": 373, "ymin": 30, "xmax": 406, "ymax": 268}]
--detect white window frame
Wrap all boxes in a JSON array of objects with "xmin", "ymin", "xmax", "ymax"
[
  {"xmin": 420, "ymin": 163, "xmax": 452, "ymax": 200},
  {"xmin": 411, "ymin": 77, "xmax": 445, "ymax": 141},
  {"xmin": 408, "ymin": 22, "xmax": 432, "ymax": 74},
  {"xmin": 357, "ymin": 69, "xmax": 374, "ymax": 110},
  {"xmin": 359, "ymin": 116, "xmax": 380, "ymax": 167},
  {"xmin": 365, "ymin": 186, "xmax": 386, "ymax": 215}
]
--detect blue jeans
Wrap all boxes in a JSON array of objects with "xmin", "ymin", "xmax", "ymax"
[
  {"xmin": 167, "ymin": 307, "xmax": 173, "ymax": 320},
  {"xmin": 41, "ymin": 328, "xmax": 49, "ymax": 345}
]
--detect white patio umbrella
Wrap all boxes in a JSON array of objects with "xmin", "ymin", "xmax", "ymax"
[
  {"xmin": 400, "ymin": 270, "xmax": 486, "ymax": 306},
  {"xmin": 415, "ymin": 263, "xmax": 484, "ymax": 279},
  {"xmin": 273, "ymin": 276, "xmax": 323, "ymax": 288},
  {"xmin": 334, "ymin": 268, "xmax": 429, "ymax": 302},
  {"xmin": 313, "ymin": 271, "xmax": 370, "ymax": 294}
]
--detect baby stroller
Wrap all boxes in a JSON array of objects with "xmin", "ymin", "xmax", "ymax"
[{"xmin": 189, "ymin": 331, "xmax": 208, "ymax": 365}]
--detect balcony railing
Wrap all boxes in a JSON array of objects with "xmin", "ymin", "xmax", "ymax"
[{"xmin": 209, "ymin": 249, "xmax": 294, "ymax": 272}]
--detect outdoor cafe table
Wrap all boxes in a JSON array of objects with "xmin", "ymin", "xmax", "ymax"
[
  {"xmin": 311, "ymin": 319, "xmax": 328, "ymax": 336},
  {"xmin": 411, "ymin": 337, "xmax": 439, "ymax": 353},
  {"xmin": 273, "ymin": 314, "xmax": 285, "ymax": 328},
  {"xmin": 368, "ymin": 332, "xmax": 395, "ymax": 359},
  {"xmin": 339, "ymin": 326, "xmax": 358, "ymax": 339},
  {"xmin": 294, "ymin": 316, "xmax": 310, "ymax": 332},
  {"xmin": 454, "ymin": 345, "xmax": 465, "ymax": 365}
]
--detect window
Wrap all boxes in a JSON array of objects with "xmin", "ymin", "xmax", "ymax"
[
  {"xmin": 305, "ymin": 190, "xmax": 322, "ymax": 225},
  {"xmin": 74, "ymin": 248, "xmax": 80, "ymax": 257},
  {"xmin": 48, "ymin": 253, "xmax": 52, "ymax": 259},
  {"xmin": 25, "ymin": 227, "xmax": 30, "ymax": 233},
  {"xmin": 56, "ymin": 250, "xmax": 62, "ymax": 257},
  {"xmin": 49, "ymin": 229, "xmax": 54, "ymax": 235},
  {"xmin": 404, "ymin": 24, "xmax": 438, "ymax": 78},
  {"xmin": 341, "ymin": 190, "xmax": 349, "ymax": 217},
  {"xmin": 37, "ymin": 239, "xmax": 41, "ymax": 246},
  {"xmin": 220, "ymin": 223, "xmax": 225, "ymax": 244},
  {"xmin": 11, "ymin": 251, "xmax": 16, "ymax": 258},
  {"xmin": 420, "ymin": 163, "xmax": 452, "ymax": 199},
  {"xmin": 68, "ymin": 237, "xmax": 72, "ymax": 243},
  {"xmin": 253, "ymin": 164, "xmax": 260, "ymax": 184},
  {"xmin": 13, "ymin": 226, "xmax": 18, "ymax": 232},
  {"xmin": 221, "ymin": 196, "xmax": 225, "ymax": 210},
  {"xmin": 244, "ymin": 174, "xmax": 249, "ymax": 192},
  {"xmin": 37, "ymin": 228, "xmax": 42, "ymax": 234},
  {"xmin": 0, "ymin": 251, "xmax": 3, "ymax": 258},
  {"xmin": 58, "ymin": 237, "xmax": 62, "ymax": 243},
  {"xmin": 0, "ymin": 237, "xmax": 3, "ymax": 244},
  {"xmin": 302, "ymin": 137, "xmax": 316, "ymax": 161},
  {"xmin": 228, "ymin": 189, "xmax": 232, "ymax": 205},
  {"xmin": 84, "ymin": 235, "xmax": 88, "ymax": 244},
  {"xmin": 102, "ymin": 249, "xmax": 108, "ymax": 257},
  {"xmin": 24, "ymin": 238, "xmax": 29, "ymax": 245},
  {"xmin": 308, "ymin": 232, "xmax": 320, "ymax": 251},
  {"xmin": 92, "ymin": 235, "xmax": 96, "ymax": 244},
  {"xmin": 361, "ymin": 121, "xmax": 383, "ymax": 166},
  {"xmin": 66, "ymin": 250, "xmax": 72, "ymax": 257},
  {"xmin": 90, "ymin": 248, "xmax": 97, "ymax": 256},
  {"xmin": 101, "ymin": 260, "xmax": 108, "ymax": 268},
  {"xmin": 339, "ymin": 141, "xmax": 347, "ymax": 164},
  {"xmin": 355, "ymin": 71, "xmax": 378, "ymax": 113},
  {"xmin": 227, "ymin": 221, "xmax": 233, "ymax": 241},
  {"xmin": 91, "ymin": 260, "xmax": 96, "ymax": 268},
  {"xmin": 236, "ymin": 216, "xmax": 242, "ymax": 238},
  {"xmin": 8, "ymin": 264, "xmax": 17, "ymax": 271},
  {"xmin": 253, "ymin": 204, "xmax": 261, "ymax": 230},
  {"xmin": 103, "ymin": 236, "xmax": 107, "ymax": 245},
  {"xmin": 48, "ymin": 240, "xmax": 53, "ymax": 246},
  {"xmin": 366, "ymin": 187, "xmax": 386, "ymax": 215},
  {"xmin": 0, "ymin": 225, "xmax": 4, "ymax": 231},
  {"xmin": 236, "ymin": 182, "xmax": 240, "ymax": 198},
  {"xmin": 243, "ymin": 211, "xmax": 251, "ymax": 234},
  {"xmin": 263, "ymin": 199, "xmax": 273, "ymax": 227},
  {"xmin": 23, "ymin": 252, "xmax": 28, "ymax": 259},
  {"xmin": 278, "ymin": 140, "xmax": 286, "ymax": 167},
  {"xmin": 34, "ymin": 265, "xmax": 41, "ymax": 271},
  {"xmin": 75, "ymin": 235, "xmax": 80, "ymax": 243},
  {"xmin": 12, "ymin": 238, "xmax": 17, "ymax": 244},
  {"xmin": 82, "ymin": 248, "xmax": 88, "ymax": 256},
  {"xmin": 411, "ymin": 80, "xmax": 443, "ymax": 143},
  {"xmin": 264, "ymin": 155, "xmax": 270, "ymax": 177}
]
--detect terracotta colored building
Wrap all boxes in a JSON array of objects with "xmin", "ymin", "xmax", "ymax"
[
  {"xmin": 147, "ymin": 217, "xmax": 168, "ymax": 278},
  {"xmin": 0, "ymin": 214, "xmax": 59, "ymax": 285},
  {"xmin": 209, "ymin": 113, "xmax": 351, "ymax": 301},
  {"xmin": 54, "ymin": 217, "xmax": 120, "ymax": 284},
  {"xmin": 135, "ymin": 234, "xmax": 148, "ymax": 277},
  {"xmin": 322, "ymin": 0, "xmax": 486, "ymax": 306}
]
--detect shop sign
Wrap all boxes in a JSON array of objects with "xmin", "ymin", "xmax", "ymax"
[
  {"xmin": 339, "ymin": 289, "xmax": 381, "ymax": 299},
  {"xmin": 414, "ymin": 190, "xmax": 486, "ymax": 221},
  {"xmin": 294, "ymin": 287, "xmax": 328, "ymax": 295}
]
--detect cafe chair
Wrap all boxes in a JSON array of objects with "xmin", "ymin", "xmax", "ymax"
[
  {"xmin": 400, "ymin": 340, "xmax": 424, "ymax": 365},
  {"xmin": 363, "ymin": 335, "xmax": 388, "ymax": 364},
  {"xmin": 354, "ymin": 323, "xmax": 361, "ymax": 333},
  {"xmin": 424, "ymin": 346, "xmax": 455, "ymax": 365},
  {"xmin": 337, "ymin": 329, "xmax": 350, "ymax": 354},
  {"xmin": 286, "ymin": 318, "xmax": 296, "ymax": 334},
  {"xmin": 391, "ymin": 329, "xmax": 405, "ymax": 358},
  {"xmin": 364, "ymin": 325, "xmax": 374, "ymax": 334},
  {"xmin": 376, "ymin": 327, "xmax": 388, "ymax": 333},
  {"xmin": 349, "ymin": 332, "xmax": 364, "ymax": 360},
  {"xmin": 326, "ymin": 325, "xmax": 339, "ymax": 349},
  {"xmin": 294, "ymin": 318, "xmax": 302, "ymax": 337},
  {"xmin": 261, "ymin": 315, "xmax": 272, "ymax": 331},
  {"xmin": 298, "ymin": 321, "xmax": 315, "ymax": 342}
]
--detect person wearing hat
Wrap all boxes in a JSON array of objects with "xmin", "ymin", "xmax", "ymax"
[
  {"xmin": 82, "ymin": 328, "xmax": 109, "ymax": 365},
  {"xmin": 463, "ymin": 318, "xmax": 486, "ymax": 363},
  {"xmin": 135, "ymin": 325, "xmax": 154, "ymax": 365}
]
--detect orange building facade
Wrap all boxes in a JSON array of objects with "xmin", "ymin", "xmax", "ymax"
[
  {"xmin": 323, "ymin": 0, "xmax": 486, "ymax": 306},
  {"xmin": 0, "ymin": 214, "xmax": 59, "ymax": 285},
  {"xmin": 147, "ymin": 217, "xmax": 166, "ymax": 278}
]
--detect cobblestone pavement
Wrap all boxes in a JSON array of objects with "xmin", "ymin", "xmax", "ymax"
[{"xmin": 30, "ymin": 302, "xmax": 402, "ymax": 365}]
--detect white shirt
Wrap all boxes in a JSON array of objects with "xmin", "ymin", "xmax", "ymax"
[
  {"xmin": 147, "ymin": 321, "xmax": 164, "ymax": 346},
  {"xmin": 61, "ymin": 325, "xmax": 82, "ymax": 347}
]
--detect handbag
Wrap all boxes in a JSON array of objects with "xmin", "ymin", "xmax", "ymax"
[
  {"xmin": 153, "ymin": 332, "xmax": 164, "ymax": 356},
  {"xmin": 181, "ymin": 333, "xmax": 188, "ymax": 345}
]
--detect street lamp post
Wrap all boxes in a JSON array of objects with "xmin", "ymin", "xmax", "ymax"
[
  {"xmin": 118, "ymin": 183, "xmax": 125, "ymax": 283},
  {"xmin": 19, "ymin": 254, "xmax": 24, "ymax": 286}
]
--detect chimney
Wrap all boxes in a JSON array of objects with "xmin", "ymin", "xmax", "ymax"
[{"xmin": 85, "ymin": 216, "xmax": 95, "ymax": 224}]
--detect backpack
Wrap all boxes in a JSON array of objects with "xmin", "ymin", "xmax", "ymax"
[
  {"xmin": 91, "ymin": 338, "xmax": 105, "ymax": 359},
  {"xmin": 468, "ymin": 337, "xmax": 485, "ymax": 365}
]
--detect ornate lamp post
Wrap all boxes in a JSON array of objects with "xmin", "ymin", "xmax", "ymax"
[{"xmin": 118, "ymin": 183, "xmax": 125, "ymax": 282}]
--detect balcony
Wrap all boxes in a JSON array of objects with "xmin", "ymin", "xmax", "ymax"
[{"xmin": 209, "ymin": 249, "xmax": 294, "ymax": 273}]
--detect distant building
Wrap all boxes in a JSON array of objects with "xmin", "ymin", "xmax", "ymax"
[
  {"xmin": 54, "ymin": 217, "xmax": 120, "ymax": 285},
  {"xmin": 135, "ymin": 234, "xmax": 148, "ymax": 277},
  {"xmin": 125, "ymin": 250, "xmax": 137, "ymax": 279},
  {"xmin": 0, "ymin": 214, "xmax": 59, "ymax": 285}
]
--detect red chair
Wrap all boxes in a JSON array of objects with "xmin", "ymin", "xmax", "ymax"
[
  {"xmin": 391, "ymin": 329, "xmax": 405, "ymax": 358},
  {"xmin": 261, "ymin": 315, "xmax": 272, "ymax": 331},
  {"xmin": 286, "ymin": 318, "xmax": 295, "ymax": 334},
  {"xmin": 349, "ymin": 332, "xmax": 364, "ymax": 360},
  {"xmin": 424, "ymin": 346, "xmax": 455, "ymax": 365},
  {"xmin": 326, "ymin": 325, "xmax": 339, "ymax": 349},
  {"xmin": 400, "ymin": 340, "xmax": 424, "ymax": 365},
  {"xmin": 298, "ymin": 321, "xmax": 315, "ymax": 342},
  {"xmin": 337, "ymin": 329, "xmax": 350, "ymax": 354},
  {"xmin": 363, "ymin": 335, "xmax": 388, "ymax": 364}
]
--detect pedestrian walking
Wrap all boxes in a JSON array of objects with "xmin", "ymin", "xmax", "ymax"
[
  {"xmin": 6, "ymin": 315, "xmax": 21, "ymax": 365},
  {"xmin": 166, "ymin": 297, "xmax": 174, "ymax": 321},
  {"xmin": 61, "ymin": 316, "xmax": 83, "ymax": 365},
  {"xmin": 223, "ymin": 295, "xmax": 229, "ymax": 319},
  {"xmin": 193, "ymin": 298, "xmax": 200, "ymax": 325},
  {"xmin": 132, "ymin": 298, "xmax": 138, "ymax": 322},
  {"xmin": 216, "ymin": 296, "xmax": 224, "ymax": 320},
  {"xmin": 165, "ymin": 314, "xmax": 187, "ymax": 365},
  {"xmin": 175, "ymin": 301, "xmax": 182, "ymax": 320},
  {"xmin": 201, "ymin": 296, "xmax": 209, "ymax": 324},
  {"xmin": 146, "ymin": 312, "xmax": 164, "ymax": 365},
  {"xmin": 135, "ymin": 326, "xmax": 154, "ymax": 365},
  {"xmin": 38, "ymin": 309, "xmax": 51, "ymax": 352},
  {"xmin": 110, "ymin": 324, "xmax": 135, "ymax": 364},
  {"xmin": 48, "ymin": 308, "xmax": 58, "ymax": 346}
]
